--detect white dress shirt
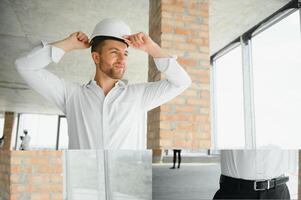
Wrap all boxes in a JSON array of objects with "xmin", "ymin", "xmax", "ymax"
[
  {"xmin": 21, "ymin": 135, "xmax": 31, "ymax": 150},
  {"xmin": 15, "ymin": 41, "xmax": 191, "ymax": 150},
  {"xmin": 220, "ymin": 149, "xmax": 297, "ymax": 180}
]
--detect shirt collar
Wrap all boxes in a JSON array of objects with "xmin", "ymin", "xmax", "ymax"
[
  {"xmin": 116, "ymin": 80, "xmax": 126, "ymax": 87},
  {"xmin": 88, "ymin": 79, "xmax": 126, "ymax": 88}
]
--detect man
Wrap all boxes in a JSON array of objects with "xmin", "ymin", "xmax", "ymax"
[
  {"xmin": 213, "ymin": 149, "xmax": 294, "ymax": 199},
  {"xmin": 15, "ymin": 18, "xmax": 191, "ymax": 149},
  {"xmin": 19, "ymin": 130, "xmax": 31, "ymax": 150}
]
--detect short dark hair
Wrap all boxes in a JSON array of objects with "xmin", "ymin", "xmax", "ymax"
[{"xmin": 90, "ymin": 36, "xmax": 128, "ymax": 53}]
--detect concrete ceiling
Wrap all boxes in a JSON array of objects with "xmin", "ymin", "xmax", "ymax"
[
  {"xmin": 0, "ymin": 0, "xmax": 292, "ymax": 115},
  {"xmin": 209, "ymin": 0, "xmax": 291, "ymax": 55}
]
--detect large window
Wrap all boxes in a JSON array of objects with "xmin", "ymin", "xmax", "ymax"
[
  {"xmin": 213, "ymin": 45, "xmax": 245, "ymax": 148},
  {"xmin": 16, "ymin": 114, "xmax": 58, "ymax": 150},
  {"xmin": 1, "ymin": 112, "xmax": 68, "ymax": 150},
  {"xmin": 212, "ymin": 8, "xmax": 301, "ymax": 149},
  {"xmin": 14, "ymin": 113, "xmax": 68, "ymax": 150},
  {"xmin": 252, "ymin": 11, "xmax": 301, "ymax": 148}
]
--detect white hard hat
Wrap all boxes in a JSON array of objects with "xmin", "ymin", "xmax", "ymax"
[{"xmin": 90, "ymin": 18, "xmax": 131, "ymax": 42}]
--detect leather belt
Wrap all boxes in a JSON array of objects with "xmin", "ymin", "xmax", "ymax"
[{"xmin": 220, "ymin": 175, "xmax": 289, "ymax": 191}]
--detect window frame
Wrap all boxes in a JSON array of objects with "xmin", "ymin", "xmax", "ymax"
[
  {"xmin": 12, "ymin": 113, "xmax": 67, "ymax": 150},
  {"xmin": 211, "ymin": 1, "xmax": 301, "ymax": 149}
]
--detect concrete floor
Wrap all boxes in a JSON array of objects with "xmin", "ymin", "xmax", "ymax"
[{"xmin": 152, "ymin": 163, "xmax": 220, "ymax": 200}]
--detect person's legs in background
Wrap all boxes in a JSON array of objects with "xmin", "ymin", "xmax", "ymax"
[
  {"xmin": 177, "ymin": 149, "xmax": 181, "ymax": 168},
  {"xmin": 170, "ymin": 149, "xmax": 177, "ymax": 169}
]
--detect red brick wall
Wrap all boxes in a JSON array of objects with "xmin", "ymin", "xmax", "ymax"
[
  {"xmin": 0, "ymin": 112, "xmax": 14, "ymax": 199},
  {"xmin": 0, "ymin": 151, "xmax": 63, "ymax": 200},
  {"xmin": 148, "ymin": 0, "xmax": 210, "ymax": 149},
  {"xmin": 0, "ymin": 151, "xmax": 10, "ymax": 200},
  {"xmin": 10, "ymin": 151, "xmax": 63, "ymax": 200}
]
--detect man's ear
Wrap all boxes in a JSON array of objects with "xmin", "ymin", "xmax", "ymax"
[{"xmin": 91, "ymin": 52, "xmax": 100, "ymax": 64}]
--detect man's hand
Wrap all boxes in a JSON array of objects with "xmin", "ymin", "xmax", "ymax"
[
  {"xmin": 50, "ymin": 31, "xmax": 90, "ymax": 52},
  {"xmin": 123, "ymin": 32, "xmax": 168, "ymax": 58}
]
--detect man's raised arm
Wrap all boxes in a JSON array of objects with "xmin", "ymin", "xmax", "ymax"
[
  {"xmin": 14, "ymin": 32, "xmax": 90, "ymax": 113},
  {"xmin": 123, "ymin": 32, "xmax": 192, "ymax": 111}
]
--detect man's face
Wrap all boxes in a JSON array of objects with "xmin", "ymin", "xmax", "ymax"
[{"xmin": 96, "ymin": 39, "xmax": 128, "ymax": 80}]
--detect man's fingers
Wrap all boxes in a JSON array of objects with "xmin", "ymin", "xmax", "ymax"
[
  {"xmin": 76, "ymin": 32, "xmax": 83, "ymax": 38},
  {"xmin": 80, "ymin": 37, "xmax": 89, "ymax": 44},
  {"xmin": 130, "ymin": 33, "xmax": 146, "ymax": 46},
  {"xmin": 127, "ymin": 34, "xmax": 140, "ymax": 47},
  {"xmin": 137, "ymin": 33, "xmax": 145, "ymax": 45},
  {"xmin": 138, "ymin": 32, "xmax": 147, "ymax": 43},
  {"xmin": 74, "ymin": 32, "xmax": 90, "ymax": 48},
  {"xmin": 123, "ymin": 33, "xmax": 147, "ymax": 48},
  {"xmin": 80, "ymin": 35, "xmax": 88, "ymax": 42},
  {"xmin": 133, "ymin": 35, "xmax": 142, "ymax": 45},
  {"xmin": 126, "ymin": 36, "xmax": 138, "ymax": 47},
  {"xmin": 84, "ymin": 41, "xmax": 91, "ymax": 48},
  {"xmin": 78, "ymin": 35, "xmax": 86, "ymax": 41},
  {"xmin": 81, "ymin": 38, "xmax": 87, "ymax": 43},
  {"xmin": 123, "ymin": 38, "xmax": 133, "ymax": 46},
  {"xmin": 76, "ymin": 31, "xmax": 88, "ymax": 41}
]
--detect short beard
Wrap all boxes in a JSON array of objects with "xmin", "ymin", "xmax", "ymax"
[{"xmin": 98, "ymin": 62, "xmax": 125, "ymax": 80}]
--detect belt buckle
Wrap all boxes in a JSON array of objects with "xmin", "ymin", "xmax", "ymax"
[{"xmin": 254, "ymin": 179, "xmax": 270, "ymax": 191}]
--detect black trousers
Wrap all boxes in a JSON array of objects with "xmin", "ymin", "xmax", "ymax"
[
  {"xmin": 172, "ymin": 149, "xmax": 181, "ymax": 168},
  {"xmin": 213, "ymin": 176, "xmax": 290, "ymax": 199}
]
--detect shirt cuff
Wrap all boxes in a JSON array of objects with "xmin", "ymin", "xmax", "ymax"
[
  {"xmin": 41, "ymin": 40, "xmax": 66, "ymax": 63},
  {"xmin": 154, "ymin": 55, "xmax": 177, "ymax": 72}
]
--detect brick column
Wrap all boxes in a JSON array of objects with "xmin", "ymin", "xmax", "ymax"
[
  {"xmin": 9, "ymin": 151, "xmax": 63, "ymax": 200},
  {"xmin": 148, "ymin": 0, "xmax": 210, "ymax": 150},
  {"xmin": 2, "ymin": 112, "xmax": 15, "ymax": 150},
  {"xmin": 0, "ymin": 151, "xmax": 11, "ymax": 200}
]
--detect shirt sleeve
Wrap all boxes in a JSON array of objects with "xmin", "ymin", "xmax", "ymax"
[
  {"xmin": 14, "ymin": 40, "xmax": 75, "ymax": 114},
  {"xmin": 140, "ymin": 56, "xmax": 192, "ymax": 111}
]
